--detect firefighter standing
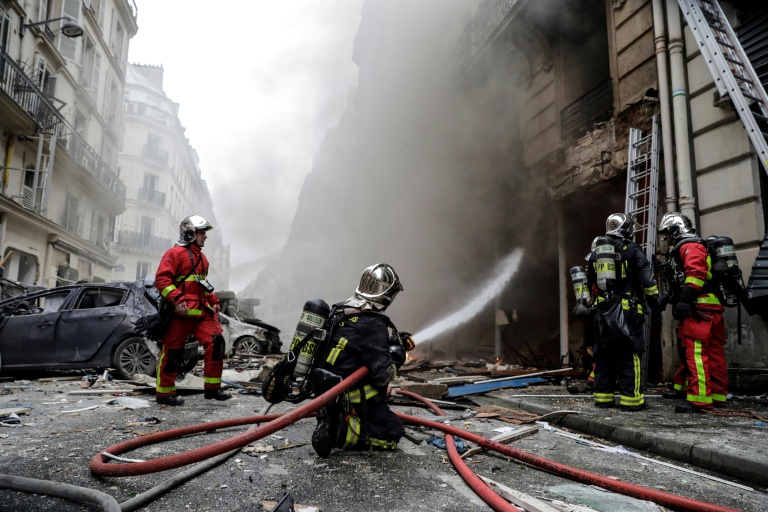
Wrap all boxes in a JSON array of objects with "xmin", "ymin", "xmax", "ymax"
[
  {"xmin": 154, "ymin": 215, "xmax": 231, "ymax": 406},
  {"xmin": 587, "ymin": 214, "xmax": 660, "ymax": 411},
  {"xmin": 310, "ymin": 263, "xmax": 413, "ymax": 458},
  {"xmin": 657, "ymin": 212, "xmax": 726, "ymax": 413}
]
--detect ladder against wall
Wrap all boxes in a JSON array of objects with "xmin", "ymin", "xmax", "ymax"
[
  {"xmin": 625, "ymin": 115, "xmax": 660, "ymax": 385},
  {"xmin": 678, "ymin": 0, "xmax": 768, "ymax": 177}
]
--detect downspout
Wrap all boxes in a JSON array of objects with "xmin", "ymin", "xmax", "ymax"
[
  {"xmin": 3, "ymin": 136, "xmax": 14, "ymax": 193},
  {"xmin": 666, "ymin": 0, "xmax": 697, "ymax": 224},
  {"xmin": 558, "ymin": 207, "xmax": 569, "ymax": 366},
  {"xmin": 652, "ymin": 0, "xmax": 678, "ymax": 212}
]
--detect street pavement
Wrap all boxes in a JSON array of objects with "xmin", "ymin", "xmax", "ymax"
[{"xmin": 0, "ymin": 375, "xmax": 766, "ymax": 511}]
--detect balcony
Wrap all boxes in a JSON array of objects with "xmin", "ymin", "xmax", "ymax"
[
  {"xmin": 142, "ymin": 144, "xmax": 169, "ymax": 165},
  {"xmin": 0, "ymin": 49, "xmax": 66, "ymax": 135},
  {"xmin": 117, "ymin": 230, "xmax": 173, "ymax": 252},
  {"xmin": 457, "ymin": 0, "xmax": 526, "ymax": 71},
  {"xmin": 64, "ymin": 129, "xmax": 127, "ymax": 203},
  {"xmin": 560, "ymin": 79, "xmax": 613, "ymax": 139},
  {"xmin": 138, "ymin": 187, "xmax": 166, "ymax": 207}
]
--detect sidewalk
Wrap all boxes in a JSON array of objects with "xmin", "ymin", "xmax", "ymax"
[{"xmin": 475, "ymin": 385, "xmax": 768, "ymax": 488}]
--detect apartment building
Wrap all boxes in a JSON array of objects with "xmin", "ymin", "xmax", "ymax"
[
  {"xmin": 0, "ymin": 0, "xmax": 137, "ymax": 287},
  {"xmin": 113, "ymin": 63, "xmax": 230, "ymax": 288}
]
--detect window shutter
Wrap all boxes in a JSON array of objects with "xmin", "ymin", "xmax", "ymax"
[
  {"xmin": 0, "ymin": 13, "xmax": 10, "ymax": 55},
  {"xmin": 44, "ymin": 75, "xmax": 56, "ymax": 98},
  {"xmin": 91, "ymin": 52, "xmax": 101, "ymax": 101},
  {"xmin": 109, "ymin": 9, "xmax": 117, "ymax": 55},
  {"xmin": 38, "ymin": 0, "xmax": 47, "ymax": 22},
  {"xmin": 58, "ymin": 0, "xmax": 82, "ymax": 61},
  {"xmin": 97, "ymin": 0, "xmax": 105, "ymax": 28},
  {"xmin": 33, "ymin": 54, "xmax": 48, "ymax": 88}
]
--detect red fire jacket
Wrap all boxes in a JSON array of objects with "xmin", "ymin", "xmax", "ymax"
[
  {"xmin": 674, "ymin": 239, "xmax": 723, "ymax": 313},
  {"xmin": 155, "ymin": 243, "xmax": 220, "ymax": 317}
]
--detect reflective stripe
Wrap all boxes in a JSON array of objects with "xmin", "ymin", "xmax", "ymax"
[
  {"xmin": 342, "ymin": 415, "xmax": 362, "ymax": 449},
  {"xmin": 161, "ymin": 285, "xmax": 176, "ymax": 297},
  {"xmin": 620, "ymin": 396, "xmax": 644, "ymax": 406},
  {"xmin": 326, "ymin": 337, "xmax": 349, "ymax": 366},
  {"xmin": 185, "ymin": 309, "xmax": 203, "ymax": 316},
  {"xmin": 368, "ymin": 437, "xmax": 397, "ymax": 450},
  {"xmin": 644, "ymin": 285, "xmax": 659, "ymax": 295},
  {"xmin": 175, "ymin": 274, "xmax": 207, "ymax": 282},
  {"xmin": 712, "ymin": 394, "xmax": 727, "ymax": 402},
  {"xmin": 346, "ymin": 385, "xmax": 379, "ymax": 404},
  {"xmin": 156, "ymin": 353, "xmax": 177, "ymax": 393},
  {"xmin": 685, "ymin": 276, "xmax": 705, "ymax": 287},
  {"xmin": 204, "ymin": 377, "xmax": 222, "ymax": 385},
  {"xmin": 593, "ymin": 392, "xmax": 614, "ymax": 403},
  {"xmin": 696, "ymin": 293, "xmax": 721, "ymax": 305},
  {"xmin": 673, "ymin": 382, "xmax": 688, "ymax": 392},
  {"xmin": 689, "ymin": 340, "xmax": 711, "ymax": 404}
]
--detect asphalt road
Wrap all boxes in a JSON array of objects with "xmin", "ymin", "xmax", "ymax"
[{"xmin": 0, "ymin": 376, "xmax": 765, "ymax": 511}]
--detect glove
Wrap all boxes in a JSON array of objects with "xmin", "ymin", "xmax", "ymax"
[
  {"xmin": 672, "ymin": 301, "xmax": 695, "ymax": 321},
  {"xmin": 573, "ymin": 303, "xmax": 591, "ymax": 317},
  {"xmin": 398, "ymin": 331, "xmax": 415, "ymax": 351},
  {"xmin": 646, "ymin": 295, "xmax": 661, "ymax": 311},
  {"xmin": 389, "ymin": 344, "xmax": 406, "ymax": 366}
]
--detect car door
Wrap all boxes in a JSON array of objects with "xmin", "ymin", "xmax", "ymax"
[
  {"xmin": 0, "ymin": 289, "xmax": 72, "ymax": 367},
  {"xmin": 56, "ymin": 287, "xmax": 128, "ymax": 363}
]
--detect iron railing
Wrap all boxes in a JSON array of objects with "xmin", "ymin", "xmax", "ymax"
[
  {"xmin": 560, "ymin": 79, "xmax": 613, "ymax": 139},
  {"xmin": 117, "ymin": 230, "xmax": 173, "ymax": 252},
  {"xmin": 0, "ymin": 50, "xmax": 66, "ymax": 135},
  {"xmin": 0, "ymin": 49, "xmax": 126, "ymax": 205},
  {"xmin": 457, "ymin": 0, "xmax": 524, "ymax": 71},
  {"xmin": 138, "ymin": 187, "xmax": 166, "ymax": 207}
]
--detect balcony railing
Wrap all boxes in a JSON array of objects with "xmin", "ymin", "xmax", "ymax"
[
  {"xmin": 457, "ymin": 0, "xmax": 524, "ymax": 71},
  {"xmin": 138, "ymin": 187, "xmax": 166, "ymax": 207},
  {"xmin": 0, "ymin": 49, "xmax": 125, "ymax": 205},
  {"xmin": 0, "ymin": 49, "xmax": 66, "ymax": 135},
  {"xmin": 117, "ymin": 230, "xmax": 173, "ymax": 252},
  {"xmin": 560, "ymin": 79, "xmax": 613, "ymax": 139}
]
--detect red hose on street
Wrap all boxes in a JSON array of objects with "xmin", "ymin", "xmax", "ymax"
[
  {"xmin": 396, "ymin": 389, "xmax": 522, "ymax": 512},
  {"xmin": 90, "ymin": 367, "xmax": 367, "ymax": 477},
  {"xmin": 397, "ymin": 411, "xmax": 739, "ymax": 512}
]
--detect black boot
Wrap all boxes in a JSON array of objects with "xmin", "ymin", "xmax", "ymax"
[
  {"xmin": 662, "ymin": 390, "xmax": 685, "ymax": 399},
  {"xmin": 618, "ymin": 402, "xmax": 648, "ymax": 412},
  {"xmin": 594, "ymin": 401, "xmax": 615, "ymax": 409},
  {"xmin": 204, "ymin": 388, "xmax": 233, "ymax": 401},
  {"xmin": 312, "ymin": 406, "xmax": 340, "ymax": 458},
  {"xmin": 156, "ymin": 395, "xmax": 184, "ymax": 406},
  {"xmin": 675, "ymin": 401, "xmax": 705, "ymax": 414}
]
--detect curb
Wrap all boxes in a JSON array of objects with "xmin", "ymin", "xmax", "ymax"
[{"xmin": 492, "ymin": 396, "xmax": 767, "ymax": 488}]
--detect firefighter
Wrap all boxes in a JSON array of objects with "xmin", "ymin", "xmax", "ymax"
[
  {"xmin": 310, "ymin": 263, "xmax": 412, "ymax": 458},
  {"xmin": 154, "ymin": 215, "xmax": 230, "ymax": 406},
  {"xmin": 657, "ymin": 212, "xmax": 726, "ymax": 413},
  {"xmin": 587, "ymin": 213, "xmax": 660, "ymax": 411}
]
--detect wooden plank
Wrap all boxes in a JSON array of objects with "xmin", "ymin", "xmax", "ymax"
[
  {"xmin": 446, "ymin": 377, "xmax": 547, "ymax": 397},
  {"xmin": 473, "ymin": 367, "xmax": 573, "ymax": 385},
  {"xmin": 479, "ymin": 476, "xmax": 563, "ymax": 512},
  {"xmin": 461, "ymin": 425, "xmax": 537, "ymax": 459}
]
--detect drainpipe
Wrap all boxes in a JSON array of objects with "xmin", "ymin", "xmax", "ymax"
[
  {"xmin": 558, "ymin": 208, "xmax": 569, "ymax": 366},
  {"xmin": 3, "ymin": 136, "xmax": 14, "ymax": 193},
  {"xmin": 666, "ymin": 0, "xmax": 697, "ymax": 225},
  {"xmin": 652, "ymin": 0, "xmax": 678, "ymax": 212}
]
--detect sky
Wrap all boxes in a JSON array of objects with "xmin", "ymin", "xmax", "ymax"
[{"xmin": 128, "ymin": 1, "xmax": 364, "ymax": 291}]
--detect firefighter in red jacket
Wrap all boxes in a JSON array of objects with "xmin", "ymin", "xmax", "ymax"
[
  {"xmin": 657, "ymin": 212, "xmax": 726, "ymax": 413},
  {"xmin": 154, "ymin": 215, "xmax": 231, "ymax": 406}
]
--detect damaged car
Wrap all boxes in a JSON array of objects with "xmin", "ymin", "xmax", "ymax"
[
  {"xmin": 0, "ymin": 281, "xmax": 198, "ymax": 380},
  {"xmin": 216, "ymin": 291, "xmax": 282, "ymax": 357}
]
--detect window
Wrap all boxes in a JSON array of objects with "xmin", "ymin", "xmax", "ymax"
[
  {"xmin": 3, "ymin": 248, "xmax": 39, "ymax": 285},
  {"xmin": 79, "ymin": 33, "xmax": 95, "ymax": 89},
  {"xmin": 0, "ymin": 9, "xmax": 10, "ymax": 56},
  {"xmin": 136, "ymin": 261, "xmax": 151, "ymax": 280},
  {"xmin": 65, "ymin": 193, "xmax": 82, "ymax": 235},
  {"xmin": 103, "ymin": 73, "xmax": 118, "ymax": 125},
  {"xmin": 76, "ymin": 288, "xmax": 124, "ymax": 309}
]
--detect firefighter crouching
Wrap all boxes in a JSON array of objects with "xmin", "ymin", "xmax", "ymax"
[
  {"xmin": 586, "ymin": 213, "xmax": 660, "ymax": 411},
  {"xmin": 154, "ymin": 215, "xmax": 231, "ymax": 406},
  {"xmin": 310, "ymin": 263, "xmax": 413, "ymax": 458},
  {"xmin": 657, "ymin": 212, "xmax": 726, "ymax": 413}
]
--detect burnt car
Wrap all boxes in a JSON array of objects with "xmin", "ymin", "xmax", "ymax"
[
  {"xmin": 216, "ymin": 291, "xmax": 282, "ymax": 356},
  {"xmin": 0, "ymin": 281, "xmax": 198, "ymax": 380}
]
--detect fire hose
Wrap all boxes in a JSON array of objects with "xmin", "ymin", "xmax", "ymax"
[{"xmin": 89, "ymin": 368, "xmax": 739, "ymax": 512}]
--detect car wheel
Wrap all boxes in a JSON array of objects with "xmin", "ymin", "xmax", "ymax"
[
  {"xmin": 234, "ymin": 335, "xmax": 266, "ymax": 357},
  {"xmin": 113, "ymin": 337, "xmax": 157, "ymax": 380}
]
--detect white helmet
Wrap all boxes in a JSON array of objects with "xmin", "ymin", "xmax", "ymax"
[
  {"xmin": 353, "ymin": 263, "xmax": 403, "ymax": 309},
  {"xmin": 178, "ymin": 215, "xmax": 213, "ymax": 245}
]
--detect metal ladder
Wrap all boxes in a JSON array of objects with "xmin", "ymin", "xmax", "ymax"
[
  {"xmin": 678, "ymin": 0, "xmax": 768, "ymax": 176},
  {"xmin": 625, "ymin": 115, "xmax": 660, "ymax": 386}
]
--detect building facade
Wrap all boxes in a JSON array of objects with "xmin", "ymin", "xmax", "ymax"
[
  {"xmin": 113, "ymin": 63, "xmax": 230, "ymax": 288},
  {"xmin": 0, "ymin": 0, "xmax": 137, "ymax": 287}
]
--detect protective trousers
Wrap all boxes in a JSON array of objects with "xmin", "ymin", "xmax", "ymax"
[
  {"xmin": 593, "ymin": 315, "xmax": 645, "ymax": 408},
  {"xmin": 334, "ymin": 391, "xmax": 404, "ymax": 451},
  {"xmin": 157, "ymin": 314, "xmax": 224, "ymax": 398},
  {"xmin": 677, "ymin": 312, "xmax": 726, "ymax": 408}
]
